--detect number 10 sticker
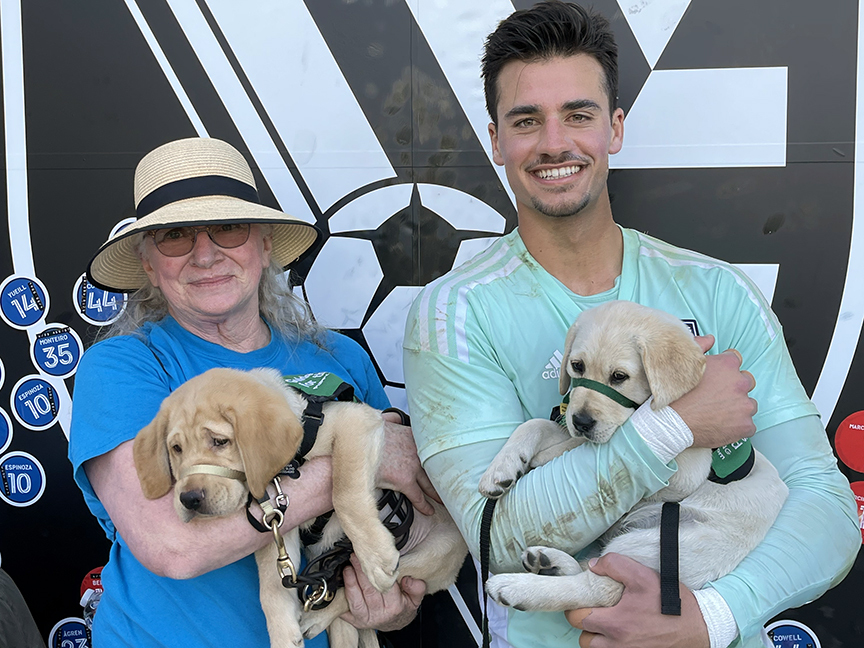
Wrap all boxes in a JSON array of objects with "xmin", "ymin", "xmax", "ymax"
[
  {"xmin": 0, "ymin": 409, "xmax": 12, "ymax": 455},
  {"xmin": 0, "ymin": 451, "xmax": 46, "ymax": 507},
  {"xmin": 11, "ymin": 375, "xmax": 60, "ymax": 431},
  {"xmin": 30, "ymin": 324, "xmax": 82, "ymax": 378},
  {"xmin": 0, "ymin": 275, "xmax": 49, "ymax": 329}
]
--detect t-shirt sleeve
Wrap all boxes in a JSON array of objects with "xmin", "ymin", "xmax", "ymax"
[
  {"xmin": 711, "ymin": 266, "xmax": 819, "ymax": 428},
  {"xmin": 324, "ymin": 330, "xmax": 390, "ymax": 410},
  {"xmin": 68, "ymin": 336, "xmax": 172, "ymax": 539},
  {"xmin": 692, "ymin": 268, "xmax": 856, "ymax": 642},
  {"xmin": 708, "ymin": 415, "xmax": 859, "ymax": 643}
]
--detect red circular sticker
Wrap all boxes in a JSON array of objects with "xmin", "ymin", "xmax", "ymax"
[
  {"xmin": 80, "ymin": 567, "xmax": 103, "ymax": 599},
  {"xmin": 834, "ymin": 411, "xmax": 864, "ymax": 472},
  {"xmin": 850, "ymin": 482, "xmax": 864, "ymax": 545}
]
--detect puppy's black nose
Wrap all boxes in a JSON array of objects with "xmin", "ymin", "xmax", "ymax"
[
  {"xmin": 571, "ymin": 412, "xmax": 596, "ymax": 436},
  {"xmin": 180, "ymin": 489, "xmax": 205, "ymax": 511}
]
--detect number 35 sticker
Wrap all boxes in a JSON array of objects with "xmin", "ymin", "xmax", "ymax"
[
  {"xmin": 0, "ymin": 451, "xmax": 46, "ymax": 507},
  {"xmin": 30, "ymin": 324, "xmax": 82, "ymax": 378}
]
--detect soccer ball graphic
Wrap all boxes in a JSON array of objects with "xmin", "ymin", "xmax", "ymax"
[{"xmin": 303, "ymin": 182, "xmax": 505, "ymax": 410}]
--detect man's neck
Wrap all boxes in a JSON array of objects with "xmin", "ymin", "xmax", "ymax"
[{"xmin": 518, "ymin": 207, "xmax": 623, "ymax": 297}]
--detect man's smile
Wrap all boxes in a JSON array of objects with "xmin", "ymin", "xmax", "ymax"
[{"xmin": 532, "ymin": 165, "xmax": 584, "ymax": 181}]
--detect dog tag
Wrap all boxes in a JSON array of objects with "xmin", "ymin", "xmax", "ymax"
[
  {"xmin": 710, "ymin": 439, "xmax": 754, "ymax": 483},
  {"xmin": 280, "ymin": 460, "xmax": 302, "ymax": 479}
]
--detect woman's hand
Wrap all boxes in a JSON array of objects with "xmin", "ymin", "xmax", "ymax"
[
  {"xmin": 377, "ymin": 413, "xmax": 441, "ymax": 515},
  {"xmin": 340, "ymin": 553, "xmax": 427, "ymax": 631}
]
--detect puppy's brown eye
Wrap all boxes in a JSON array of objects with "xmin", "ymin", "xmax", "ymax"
[
  {"xmin": 172, "ymin": 444, "xmax": 182, "ymax": 453},
  {"xmin": 571, "ymin": 360, "xmax": 585, "ymax": 374},
  {"xmin": 213, "ymin": 437, "xmax": 229, "ymax": 447},
  {"xmin": 610, "ymin": 371, "xmax": 629, "ymax": 384}
]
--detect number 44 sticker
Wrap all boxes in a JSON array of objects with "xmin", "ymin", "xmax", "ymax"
[{"xmin": 73, "ymin": 274, "xmax": 126, "ymax": 326}]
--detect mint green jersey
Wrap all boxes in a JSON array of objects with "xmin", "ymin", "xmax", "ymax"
[{"xmin": 404, "ymin": 228, "xmax": 857, "ymax": 648}]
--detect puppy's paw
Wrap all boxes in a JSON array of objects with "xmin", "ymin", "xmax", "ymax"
[
  {"xmin": 353, "ymin": 543, "xmax": 400, "ymax": 592},
  {"xmin": 485, "ymin": 574, "xmax": 533, "ymax": 611},
  {"xmin": 478, "ymin": 452, "xmax": 531, "ymax": 499},
  {"xmin": 268, "ymin": 620, "xmax": 305, "ymax": 648},
  {"xmin": 300, "ymin": 610, "xmax": 329, "ymax": 640},
  {"xmin": 522, "ymin": 546, "xmax": 582, "ymax": 576}
]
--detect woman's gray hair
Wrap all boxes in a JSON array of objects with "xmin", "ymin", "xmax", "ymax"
[{"xmin": 97, "ymin": 232, "xmax": 325, "ymax": 344}]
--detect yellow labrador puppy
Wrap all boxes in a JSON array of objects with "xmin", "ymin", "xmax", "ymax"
[
  {"xmin": 479, "ymin": 300, "xmax": 787, "ymax": 611},
  {"xmin": 134, "ymin": 367, "xmax": 466, "ymax": 648}
]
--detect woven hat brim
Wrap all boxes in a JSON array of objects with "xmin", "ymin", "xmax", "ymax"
[{"xmin": 87, "ymin": 196, "xmax": 320, "ymax": 293}]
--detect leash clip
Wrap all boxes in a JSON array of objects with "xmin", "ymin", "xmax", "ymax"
[
  {"xmin": 261, "ymin": 507, "xmax": 298, "ymax": 585},
  {"xmin": 302, "ymin": 580, "xmax": 332, "ymax": 612},
  {"xmin": 264, "ymin": 513, "xmax": 298, "ymax": 585},
  {"xmin": 272, "ymin": 475, "xmax": 288, "ymax": 509}
]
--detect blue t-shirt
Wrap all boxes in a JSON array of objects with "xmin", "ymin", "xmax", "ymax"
[{"xmin": 69, "ymin": 317, "xmax": 389, "ymax": 648}]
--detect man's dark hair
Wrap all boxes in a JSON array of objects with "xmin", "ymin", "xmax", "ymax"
[{"xmin": 482, "ymin": 1, "xmax": 619, "ymax": 123}]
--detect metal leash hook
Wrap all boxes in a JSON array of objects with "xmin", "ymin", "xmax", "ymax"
[
  {"xmin": 272, "ymin": 475, "xmax": 288, "ymax": 510},
  {"xmin": 302, "ymin": 580, "xmax": 332, "ymax": 612},
  {"xmin": 263, "ymin": 508, "xmax": 298, "ymax": 584}
]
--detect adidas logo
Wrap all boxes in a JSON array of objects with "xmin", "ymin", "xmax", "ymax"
[{"xmin": 542, "ymin": 350, "xmax": 564, "ymax": 380}]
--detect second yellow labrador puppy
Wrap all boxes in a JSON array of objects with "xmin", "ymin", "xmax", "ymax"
[{"xmin": 478, "ymin": 300, "xmax": 786, "ymax": 612}]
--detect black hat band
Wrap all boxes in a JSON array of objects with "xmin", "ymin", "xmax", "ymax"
[{"xmin": 136, "ymin": 175, "xmax": 260, "ymax": 218}]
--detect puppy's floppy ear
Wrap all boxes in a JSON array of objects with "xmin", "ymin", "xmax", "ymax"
[
  {"xmin": 133, "ymin": 402, "xmax": 174, "ymax": 499},
  {"xmin": 227, "ymin": 382, "xmax": 304, "ymax": 499},
  {"xmin": 559, "ymin": 319, "xmax": 583, "ymax": 396},
  {"xmin": 634, "ymin": 317, "xmax": 706, "ymax": 410}
]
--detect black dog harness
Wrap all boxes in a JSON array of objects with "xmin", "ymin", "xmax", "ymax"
[
  {"xmin": 244, "ymin": 373, "xmax": 358, "ymax": 533},
  {"xmin": 242, "ymin": 373, "xmax": 414, "ymax": 611}
]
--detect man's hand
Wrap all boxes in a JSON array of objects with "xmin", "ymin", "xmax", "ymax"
[
  {"xmin": 565, "ymin": 554, "xmax": 709, "ymax": 648},
  {"xmin": 377, "ymin": 413, "xmax": 441, "ymax": 515},
  {"xmin": 340, "ymin": 554, "xmax": 427, "ymax": 631},
  {"xmin": 670, "ymin": 335, "xmax": 758, "ymax": 448}
]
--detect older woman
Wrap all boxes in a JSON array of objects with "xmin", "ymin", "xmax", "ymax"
[{"xmin": 69, "ymin": 137, "xmax": 435, "ymax": 647}]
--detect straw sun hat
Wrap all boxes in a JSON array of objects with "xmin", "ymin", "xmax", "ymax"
[{"xmin": 86, "ymin": 137, "xmax": 320, "ymax": 293}]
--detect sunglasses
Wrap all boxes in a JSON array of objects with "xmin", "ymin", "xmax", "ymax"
[{"xmin": 148, "ymin": 223, "xmax": 252, "ymax": 257}]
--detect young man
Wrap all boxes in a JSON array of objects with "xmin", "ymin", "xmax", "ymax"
[{"xmin": 403, "ymin": 2, "xmax": 860, "ymax": 647}]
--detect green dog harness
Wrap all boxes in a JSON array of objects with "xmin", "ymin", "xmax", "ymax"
[{"xmin": 554, "ymin": 378, "xmax": 755, "ymax": 482}]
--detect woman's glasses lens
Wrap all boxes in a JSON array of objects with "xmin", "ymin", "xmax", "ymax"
[{"xmin": 150, "ymin": 223, "xmax": 251, "ymax": 256}]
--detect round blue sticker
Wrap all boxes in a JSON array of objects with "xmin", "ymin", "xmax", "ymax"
[
  {"xmin": 766, "ymin": 620, "xmax": 821, "ymax": 648},
  {"xmin": 31, "ymin": 324, "xmax": 82, "ymax": 378},
  {"xmin": 0, "ymin": 451, "xmax": 46, "ymax": 507},
  {"xmin": 11, "ymin": 375, "xmax": 60, "ymax": 431},
  {"xmin": 0, "ymin": 356, "xmax": 5, "ymax": 389},
  {"xmin": 0, "ymin": 275, "xmax": 49, "ymax": 329},
  {"xmin": 48, "ymin": 617, "xmax": 89, "ymax": 648},
  {"xmin": 0, "ymin": 409, "xmax": 11, "ymax": 454},
  {"xmin": 72, "ymin": 274, "xmax": 126, "ymax": 325}
]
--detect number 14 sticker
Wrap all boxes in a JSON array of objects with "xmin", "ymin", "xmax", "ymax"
[{"xmin": 0, "ymin": 275, "xmax": 49, "ymax": 329}]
